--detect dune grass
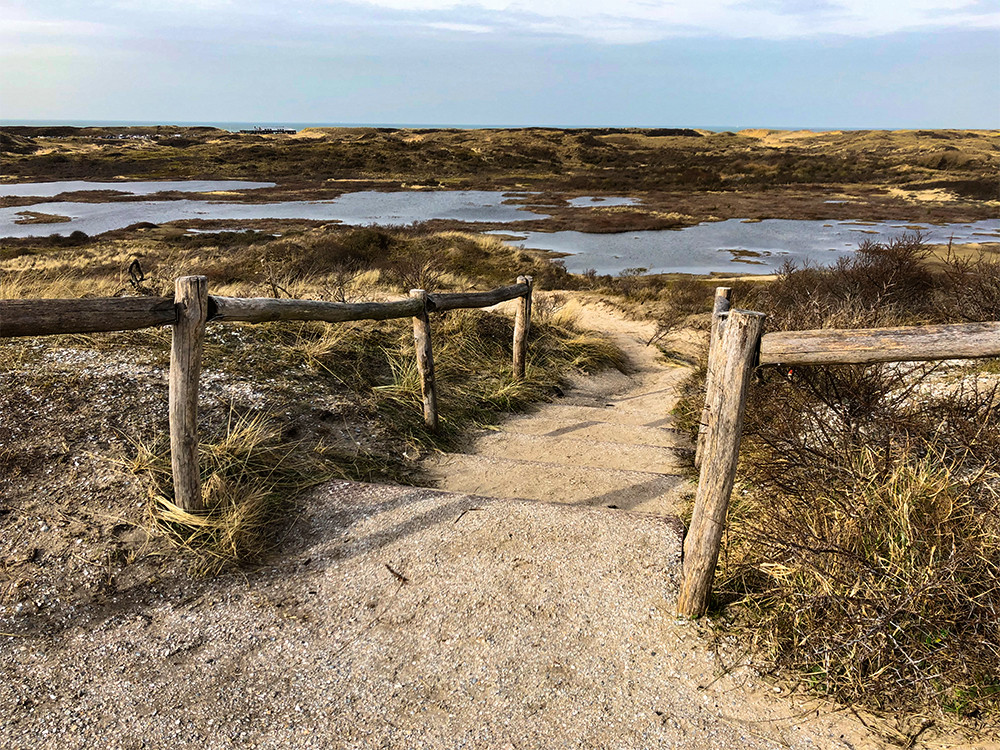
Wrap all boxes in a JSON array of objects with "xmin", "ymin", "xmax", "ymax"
[
  {"xmin": 1, "ymin": 224, "xmax": 625, "ymax": 573},
  {"xmin": 689, "ymin": 236, "xmax": 1000, "ymax": 727},
  {"xmin": 5, "ymin": 126, "xmax": 997, "ymax": 200},
  {"xmin": 124, "ymin": 308, "xmax": 622, "ymax": 574}
]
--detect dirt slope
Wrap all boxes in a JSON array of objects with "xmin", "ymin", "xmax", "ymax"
[
  {"xmin": 0, "ymin": 297, "xmax": 944, "ymax": 748},
  {"xmin": 2, "ymin": 480, "xmax": 888, "ymax": 749},
  {"xmin": 422, "ymin": 299, "xmax": 698, "ymax": 515}
]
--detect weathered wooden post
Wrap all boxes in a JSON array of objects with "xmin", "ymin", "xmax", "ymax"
[
  {"xmin": 409, "ymin": 289, "xmax": 439, "ymax": 431},
  {"xmin": 695, "ymin": 287, "xmax": 731, "ymax": 469},
  {"xmin": 512, "ymin": 275, "xmax": 533, "ymax": 379},
  {"xmin": 169, "ymin": 275, "xmax": 208, "ymax": 512},
  {"xmin": 678, "ymin": 308, "xmax": 765, "ymax": 618}
]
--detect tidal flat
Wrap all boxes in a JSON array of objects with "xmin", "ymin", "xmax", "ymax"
[
  {"xmin": 2, "ymin": 126, "xmax": 996, "ymax": 235},
  {"xmin": 1, "ymin": 182, "xmax": 995, "ymax": 274}
]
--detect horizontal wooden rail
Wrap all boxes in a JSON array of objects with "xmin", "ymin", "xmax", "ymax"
[
  {"xmin": 0, "ymin": 296, "xmax": 176, "ymax": 338},
  {"xmin": 684, "ymin": 286, "xmax": 1000, "ymax": 618},
  {"xmin": 0, "ymin": 283, "xmax": 534, "ymax": 339},
  {"xmin": 428, "ymin": 283, "xmax": 529, "ymax": 312},
  {"xmin": 759, "ymin": 321, "xmax": 1000, "ymax": 366},
  {"xmin": 2, "ymin": 276, "xmax": 535, "ymax": 514},
  {"xmin": 209, "ymin": 285, "xmax": 531, "ymax": 322},
  {"xmin": 209, "ymin": 295, "xmax": 424, "ymax": 324}
]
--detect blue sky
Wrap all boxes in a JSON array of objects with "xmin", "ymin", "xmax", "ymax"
[{"xmin": 1, "ymin": 0, "xmax": 998, "ymax": 128}]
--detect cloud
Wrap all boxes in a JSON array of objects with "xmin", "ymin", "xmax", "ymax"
[
  {"xmin": 0, "ymin": 18, "xmax": 117, "ymax": 52},
  {"xmin": 424, "ymin": 22, "xmax": 494, "ymax": 33},
  {"xmin": 0, "ymin": 18, "xmax": 107, "ymax": 34},
  {"xmin": 350, "ymin": 0, "xmax": 1000, "ymax": 41},
  {"xmin": 4, "ymin": 0, "xmax": 998, "ymax": 46}
]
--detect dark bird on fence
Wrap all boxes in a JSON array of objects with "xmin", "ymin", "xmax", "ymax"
[
  {"xmin": 120, "ymin": 258, "xmax": 156, "ymax": 296},
  {"xmin": 128, "ymin": 258, "xmax": 145, "ymax": 288}
]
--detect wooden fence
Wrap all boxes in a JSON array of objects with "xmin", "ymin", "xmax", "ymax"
[
  {"xmin": 17, "ymin": 275, "xmax": 992, "ymax": 614},
  {"xmin": 0, "ymin": 274, "xmax": 534, "ymax": 512},
  {"xmin": 678, "ymin": 287, "xmax": 1000, "ymax": 617}
]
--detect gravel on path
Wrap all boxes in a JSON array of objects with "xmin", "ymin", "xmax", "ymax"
[{"xmin": 2, "ymin": 480, "xmax": 886, "ymax": 749}]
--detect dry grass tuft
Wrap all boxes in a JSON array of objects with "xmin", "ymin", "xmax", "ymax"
[
  {"xmin": 1, "ymin": 226, "xmax": 624, "ymax": 574},
  {"xmin": 362, "ymin": 308, "xmax": 625, "ymax": 437},
  {"xmin": 726, "ymin": 375, "xmax": 1000, "ymax": 720},
  {"xmin": 121, "ymin": 309, "xmax": 623, "ymax": 572},
  {"xmin": 133, "ymin": 411, "xmax": 344, "ymax": 574}
]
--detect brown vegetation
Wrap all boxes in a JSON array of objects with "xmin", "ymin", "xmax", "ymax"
[
  {"xmin": 2, "ymin": 126, "xmax": 997, "ymax": 229},
  {"xmin": 686, "ymin": 237, "xmax": 1000, "ymax": 727},
  {"xmin": 13, "ymin": 211, "xmax": 71, "ymax": 225},
  {"xmin": 0, "ymin": 226, "xmax": 622, "ymax": 611}
]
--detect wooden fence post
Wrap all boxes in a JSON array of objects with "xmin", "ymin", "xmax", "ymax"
[
  {"xmin": 678, "ymin": 308, "xmax": 765, "ymax": 618},
  {"xmin": 512, "ymin": 275, "xmax": 533, "ymax": 379},
  {"xmin": 409, "ymin": 289, "xmax": 439, "ymax": 431},
  {"xmin": 695, "ymin": 287, "xmax": 731, "ymax": 469},
  {"xmin": 169, "ymin": 275, "xmax": 208, "ymax": 512}
]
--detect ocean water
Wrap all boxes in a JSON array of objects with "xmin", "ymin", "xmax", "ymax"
[{"xmin": 0, "ymin": 119, "xmax": 859, "ymax": 133}]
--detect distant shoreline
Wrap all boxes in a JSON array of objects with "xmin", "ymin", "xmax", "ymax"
[{"xmin": 0, "ymin": 119, "xmax": 961, "ymax": 133}]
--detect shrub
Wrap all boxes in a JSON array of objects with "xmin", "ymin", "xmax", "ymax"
[
  {"xmin": 743, "ymin": 233, "xmax": 938, "ymax": 329},
  {"xmin": 725, "ymin": 364, "xmax": 1000, "ymax": 721},
  {"xmin": 706, "ymin": 235, "xmax": 1000, "ymax": 724}
]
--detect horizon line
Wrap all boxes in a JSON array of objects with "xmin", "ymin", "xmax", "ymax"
[{"xmin": 3, "ymin": 119, "xmax": 998, "ymax": 133}]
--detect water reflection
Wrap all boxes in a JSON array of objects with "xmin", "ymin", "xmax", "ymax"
[
  {"xmin": 495, "ymin": 219, "xmax": 1000, "ymax": 275},
  {"xmin": 0, "ymin": 180, "xmax": 275, "ymax": 197}
]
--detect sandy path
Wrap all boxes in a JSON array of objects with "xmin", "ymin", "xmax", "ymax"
[
  {"xmin": 422, "ymin": 298, "xmax": 697, "ymax": 515},
  {"xmin": 1, "ymin": 481, "xmax": 887, "ymax": 749},
  {"xmin": 0, "ymin": 298, "xmax": 934, "ymax": 748},
  {"xmin": 408, "ymin": 297, "xmax": 898, "ymax": 748}
]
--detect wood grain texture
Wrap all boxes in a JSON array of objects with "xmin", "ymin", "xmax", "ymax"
[
  {"xmin": 169, "ymin": 276, "xmax": 208, "ymax": 513},
  {"xmin": 678, "ymin": 309, "xmax": 765, "ymax": 618},
  {"xmin": 694, "ymin": 287, "xmax": 731, "ymax": 469},
  {"xmin": 428, "ymin": 283, "xmax": 529, "ymax": 312},
  {"xmin": 760, "ymin": 321, "xmax": 1000, "ymax": 366},
  {"xmin": 512, "ymin": 276, "xmax": 533, "ymax": 379},
  {"xmin": 410, "ymin": 289, "xmax": 439, "ymax": 431},
  {"xmin": 0, "ymin": 297, "xmax": 176, "ymax": 338},
  {"xmin": 210, "ymin": 296, "xmax": 423, "ymax": 323}
]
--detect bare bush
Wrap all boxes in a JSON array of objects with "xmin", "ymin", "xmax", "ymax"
[{"xmin": 711, "ymin": 234, "xmax": 1000, "ymax": 724}]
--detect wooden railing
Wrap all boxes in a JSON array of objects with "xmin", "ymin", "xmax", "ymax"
[
  {"xmin": 1, "ymin": 274, "xmax": 534, "ymax": 512},
  {"xmin": 678, "ymin": 287, "xmax": 1000, "ymax": 617}
]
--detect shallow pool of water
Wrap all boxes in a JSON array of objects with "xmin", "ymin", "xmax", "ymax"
[
  {"xmin": 2, "ymin": 181, "xmax": 996, "ymax": 276},
  {"xmin": 0, "ymin": 190, "xmax": 550, "ymax": 238},
  {"xmin": 566, "ymin": 196, "xmax": 639, "ymax": 208},
  {"xmin": 0, "ymin": 180, "xmax": 276, "ymax": 197},
  {"xmin": 496, "ymin": 219, "xmax": 1000, "ymax": 275}
]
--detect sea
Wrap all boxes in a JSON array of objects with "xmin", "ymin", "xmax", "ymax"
[{"xmin": 0, "ymin": 120, "xmax": 863, "ymax": 133}]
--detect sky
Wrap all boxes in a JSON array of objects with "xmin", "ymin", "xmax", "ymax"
[{"xmin": 1, "ymin": 0, "xmax": 998, "ymax": 129}]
